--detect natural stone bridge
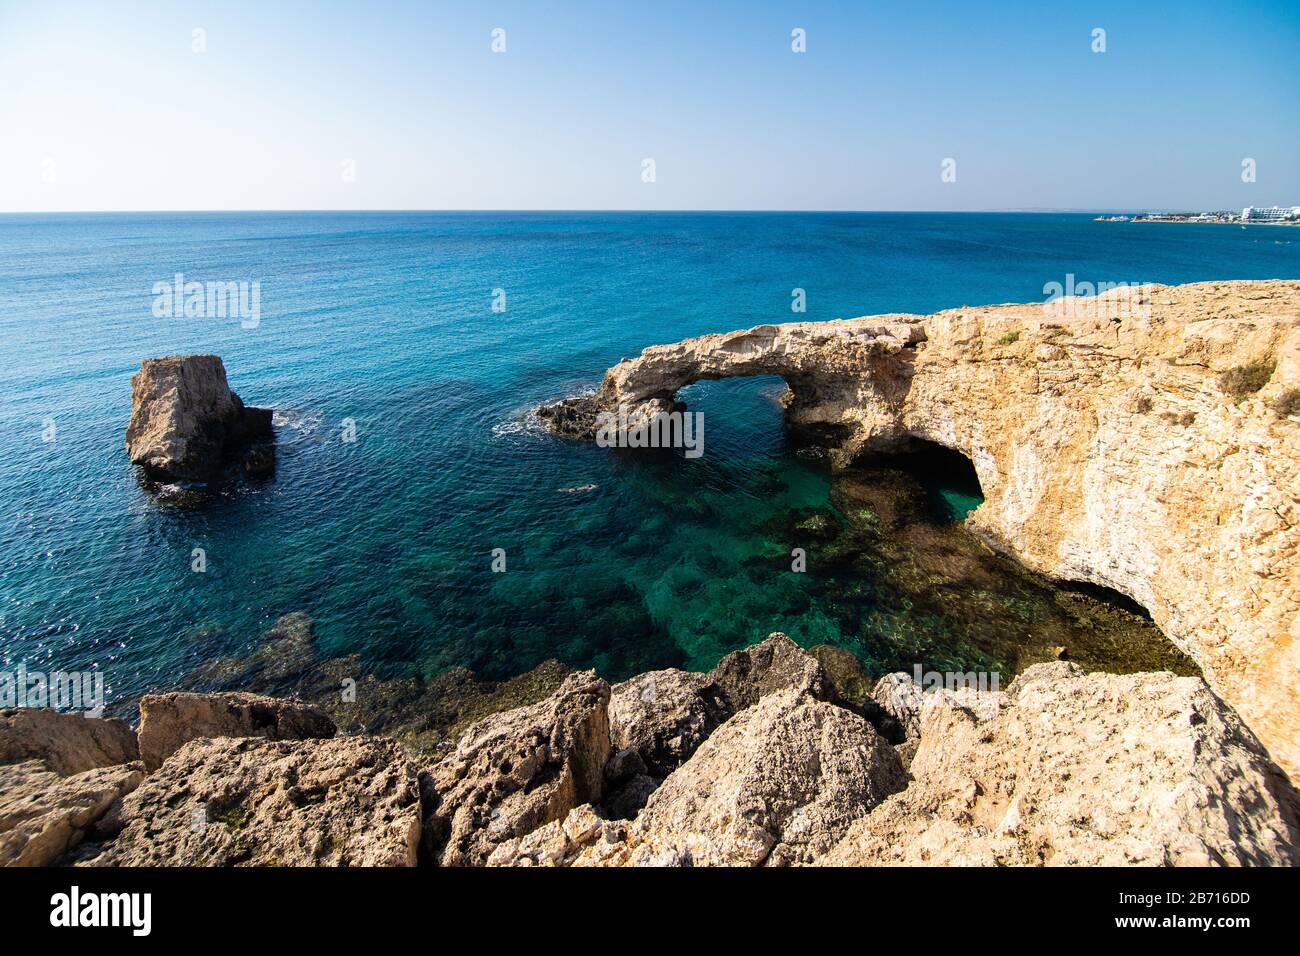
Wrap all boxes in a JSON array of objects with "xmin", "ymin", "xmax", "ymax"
[{"xmin": 539, "ymin": 280, "xmax": 1300, "ymax": 780}]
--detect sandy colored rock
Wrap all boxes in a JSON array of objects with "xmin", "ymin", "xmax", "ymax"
[
  {"xmin": 0, "ymin": 709, "xmax": 138, "ymax": 776},
  {"xmin": 821, "ymin": 663, "xmax": 1300, "ymax": 866},
  {"xmin": 540, "ymin": 280, "xmax": 1300, "ymax": 779},
  {"xmin": 0, "ymin": 760, "xmax": 143, "ymax": 866},
  {"xmin": 871, "ymin": 671, "xmax": 1004, "ymax": 742},
  {"xmin": 603, "ymin": 688, "xmax": 906, "ymax": 866},
  {"xmin": 486, "ymin": 805, "xmax": 626, "ymax": 867},
  {"xmin": 90, "ymin": 735, "xmax": 420, "ymax": 866},
  {"xmin": 707, "ymin": 632, "xmax": 831, "ymax": 711},
  {"xmin": 608, "ymin": 669, "xmax": 728, "ymax": 777},
  {"xmin": 125, "ymin": 354, "xmax": 272, "ymax": 482},
  {"xmin": 137, "ymin": 691, "xmax": 336, "ymax": 770},
  {"xmin": 421, "ymin": 670, "xmax": 611, "ymax": 867}
]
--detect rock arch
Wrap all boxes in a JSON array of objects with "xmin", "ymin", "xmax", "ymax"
[{"xmin": 539, "ymin": 281, "xmax": 1300, "ymax": 780}]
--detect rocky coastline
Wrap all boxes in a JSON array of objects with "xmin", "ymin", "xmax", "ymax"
[
  {"xmin": 538, "ymin": 279, "xmax": 1300, "ymax": 782},
  {"xmin": 4, "ymin": 280, "xmax": 1296, "ymax": 868},
  {"xmin": 3, "ymin": 627, "xmax": 1298, "ymax": 867}
]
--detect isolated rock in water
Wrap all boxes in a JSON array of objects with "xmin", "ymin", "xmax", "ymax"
[
  {"xmin": 608, "ymin": 669, "xmax": 729, "ymax": 778},
  {"xmin": 821, "ymin": 663, "xmax": 1300, "ymax": 866},
  {"xmin": 137, "ymin": 691, "xmax": 336, "ymax": 771},
  {"xmin": 421, "ymin": 670, "xmax": 611, "ymax": 867},
  {"xmin": 0, "ymin": 709, "xmax": 139, "ymax": 776},
  {"xmin": 90, "ymin": 736, "xmax": 420, "ymax": 866},
  {"xmin": 125, "ymin": 354, "xmax": 273, "ymax": 482},
  {"xmin": 708, "ymin": 632, "xmax": 831, "ymax": 711},
  {"xmin": 0, "ymin": 760, "xmax": 143, "ymax": 866},
  {"xmin": 608, "ymin": 688, "xmax": 907, "ymax": 866}
]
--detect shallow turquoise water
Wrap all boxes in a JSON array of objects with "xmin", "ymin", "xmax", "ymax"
[{"xmin": 1, "ymin": 212, "xmax": 1296, "ymax": 702}]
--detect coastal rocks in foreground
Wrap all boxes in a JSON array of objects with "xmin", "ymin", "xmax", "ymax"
[
  {"xmin": 0, "ymin": 760, "xmax": 143, "ymax": 866},
  {"xmin": 420, "ymin": 671, "xmax": 612, "ymax": 866},
  {"xmin": 0, "ymin": 708, "xmax": 138, "ymax": 776},
  {"xmin": 606, "ymin": 688, "xmax": 907, "ymax": 866},
  {"xmin": 137, "ymin": 691, "xmax": 336, "ymax": 770},
  {"xmin": 8, "ymin": 633, "xmax": 1300, "ymax": 867},
  {"xmin": 535, "ymin": 280, "xmax": 1300, "ymax": 781},
  {"xmin": 87, "ymin": 736, "xmax": 421, "ymax": 867},
  {"xmin": 125, "ymin": 354, "xmax": 274, "ymax": 483},
  {"xmin": 0, "ymin": 709, "xmax": 145, "ymax": 866},
  {"xmin": 821, "ymin": 663, "xmax": 1300, "ymax": 866}
]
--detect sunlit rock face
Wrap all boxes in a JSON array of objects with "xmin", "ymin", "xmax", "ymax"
[{"xmin": 539, "ymin": 280, "xmax": 1300, "ymax": 779}]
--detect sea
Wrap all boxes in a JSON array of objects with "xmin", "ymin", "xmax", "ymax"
[{"xmin": 2, "ymin": 211, "xmax": 1296, "ymax": 706}]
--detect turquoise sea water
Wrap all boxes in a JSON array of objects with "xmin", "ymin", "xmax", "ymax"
[{"xmin": 2, "ymin": 212, "xmax": 1297, "ymax": 703}]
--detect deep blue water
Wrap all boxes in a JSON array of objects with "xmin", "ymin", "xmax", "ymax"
[{"xmin": 2, "ymin": 212, "xmax": 1297, "ymax": 703}]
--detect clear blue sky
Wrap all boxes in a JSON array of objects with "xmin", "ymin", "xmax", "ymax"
[{"xmin": 1, "ymin": 0, "xmax": 1296, "ymax": 212}]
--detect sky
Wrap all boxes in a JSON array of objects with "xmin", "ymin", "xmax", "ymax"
[{"xmin": 1, "ymin": 0, "xmax": 1297, "ymax": 212}]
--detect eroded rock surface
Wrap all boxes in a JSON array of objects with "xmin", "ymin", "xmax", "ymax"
[
  {"xmin": 125, "ymin": 354, "xmax": 273, "ymax": 482},
  {"xmin": 707, "ymin": 631, "xmax": 832, "ymax": 711},
  {"xmin": 0, "ymin": 760, "xmax": 143, "ymax": 866},
  {"xmin": 600, "ymin": 688, "xmax": 907, "ymax": 866},
  {"xmin": 421, "ymin": 670, "xmax": 612, "ymax": 866},
  {"xmin": 608, "ymin": 669, "xmax": 728, "ymax": 778},
  {"xmin": 137, "ymin": 691, "xmax": 336, "ymax": 770},
  {"xmin": 822, "ymin": 663, "xmax": 1300, "ymax": 866},
  {"xmin": 538, "ymin": 280, "xmax": 1300, "ymax": 779},
  {"xmin": 89, "ymin": 736, "xmax": 420, "ymax": 866},
  {"xmin": 0, "ymin": 709, "xmax": 138, "ymax": 776}
]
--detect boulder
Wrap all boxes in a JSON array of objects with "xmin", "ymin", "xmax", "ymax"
[
  {"xmin": 822, "ymin": 663, "xmax": 1300, "ymax": 866},
  {"xmin": 421, "ymin": 670, "xmax": 611, "ymax": 866},
  {"xmin": 125, "ymin": 354, "xmax": 273, "ymax": 482},
  {"xmin": 88, "ymin": 736, "xmax": 421, "ymax": 866},
  {"xmin": 0, "ymin": 709, "xmax": 138, "ymax": 776},
  {"xmin": 137, "ymin": 691, "xmax": 336, "ymax": 770},
  {"xmin": 707, "ymin": 632, "xmax": 831, "ymax": 711},
  {"xmin": 0, "ymin": 760, "xmax": 143, "ymax": 866},
  {"xmin": 605, "ymin": 688, "xmax": 907, "ymax": 866},
  {"xmin": 607, "ymin": 669, "xmax": 728, "ymax": 777}
]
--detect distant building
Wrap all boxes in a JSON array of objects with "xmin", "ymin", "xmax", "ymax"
[{"xmin": 1241, "ymin": 206, "xmax": 1300, "ymax": 221}]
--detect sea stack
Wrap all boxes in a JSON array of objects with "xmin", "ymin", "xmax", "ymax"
[{"xmin": 125, "ymin": 354, "xmax": 274, "ymax": 483}]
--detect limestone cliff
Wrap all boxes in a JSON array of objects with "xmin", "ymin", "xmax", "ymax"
[{"xmin": 538, "ymin": 280, "xmax": 1300, "ymax": 779}]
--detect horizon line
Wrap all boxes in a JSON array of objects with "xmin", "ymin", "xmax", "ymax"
[{"xmin": 0, "ymin": 207, "xmax": 1266, "ymax": 216}]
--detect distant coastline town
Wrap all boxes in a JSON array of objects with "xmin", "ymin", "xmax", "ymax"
[{"xmin": 1095, "ymin": 205, "xmax": 1300, "ymax": 225}]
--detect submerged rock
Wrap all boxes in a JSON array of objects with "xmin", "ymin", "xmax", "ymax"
[
  {"xmin": 421, "ymin": 670, "xmax": 612, "ymax": 866},
  {"xmin": 822, "ymin": 663, "xmax": 1300, "ymax": 866},
  {"xmin": 137, "ymin": 691, "xmax": 336, "ymax": 770},
  {"xmin": 88, "ymin": 736, "xmax": 421, "ymax": 866},
  {"xmin": 125, "ymin": 354, "xmax": 273, "ymax": 482}
]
